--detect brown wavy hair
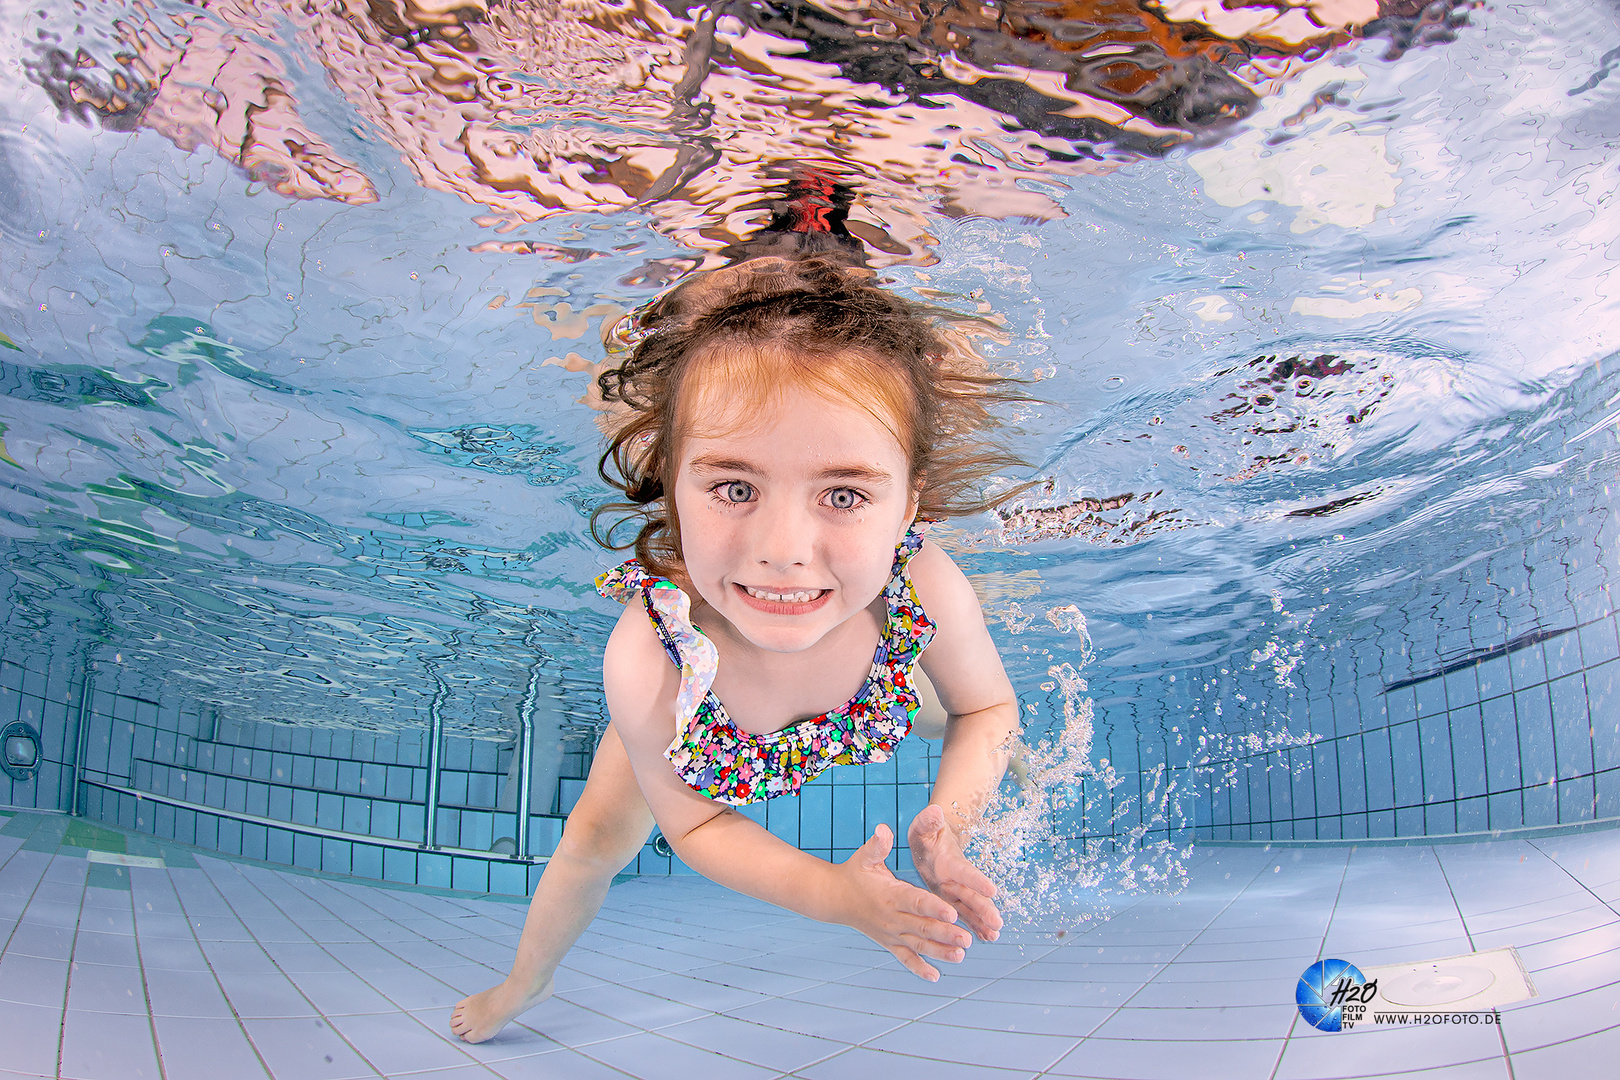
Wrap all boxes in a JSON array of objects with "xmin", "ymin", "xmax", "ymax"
[{"xmin": 591, "ymin": 256, "xmax": 1029, "ymax": 579}]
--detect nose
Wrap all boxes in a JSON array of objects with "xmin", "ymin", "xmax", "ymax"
[{"xmin": 752, "ymin": 497, "xmax": 814, "ymax": 570}]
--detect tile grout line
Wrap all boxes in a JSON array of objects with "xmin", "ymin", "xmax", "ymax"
[
  {"xmin": 265, "ymin": 854, "xmax": 519, "ymax": 1055},
  {"xmin": 202, "ymin": 857, "xmax": 393, "ymax": 1079},
  {"xmin": 126, "ymin": 870, "xmax": 170, "ymax": 1080},
  {"xmin": 562, "ymin": 940, "xmax": 868, "ymax": 1077},
  {"xmin": 166, "ymin": 859, "xmax": 303, "ymax": 1080},
  {"xmin": 1431, "ymin": 844, "xmax": 1477, "ymax": 954},
  {"xmin": 1526, "ymin": 836, "xmax": 1620, "ymax": 920},
  {"xmin": 987, "ymin": 891, "xmax": 1168, "ymax": 1079},
  {"xmin": 1498, "ymin": 835, "xmax": 1620, "ymax": 1068},
  {"xmin": 1267, "ymin": 844, "xmax": 1356, "ymax": 1080},
  {"xmin": 0, "ymin": 817, "xmax": 55, "ymax": 962},
  {"xmin": 1027, "ymin": 849, "xmax": 1289, "ymax": 1080},
  {"xmin": 217, "ymin": 853, "xmax": 508, "ymax": 1078},
  {"xmin": 29, "ymin": 821, "xmax": 1613, "ymax": 1079},
  {"xmin": 1432, "ymin": 843, "xmax": 1516, "ymax": 1080},
  {"xmin": 500, "ymin": 880, "xmax": 883, "ymax": 1071},
  {"xmin": 771, "ymin": 893, "xmax": 1161, "ymax": 1078},
  {"xmin": 55, "ymin": 848, "xmax": 92, "ymax": 1080},
  {"xmin": 531, "ymin": 877, "xmax": 958, "ymax": 1079},
  {"xmin": 573, "ymin": 864, "xmax": 1220, "ymax": 1077}
]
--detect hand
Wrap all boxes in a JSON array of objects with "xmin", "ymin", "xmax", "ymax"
[
  {"xmin": 834, "ymin": 824, "xmax": 973, "ymax": 981},
  {"xmin": 908, "ymin": 803, "xmax": 1003, "ymax": 942}
]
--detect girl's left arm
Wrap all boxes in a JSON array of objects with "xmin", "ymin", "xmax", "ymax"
[{"xmin": 907, "ymin": 540, "xmax": 1023, "ymax": 941}]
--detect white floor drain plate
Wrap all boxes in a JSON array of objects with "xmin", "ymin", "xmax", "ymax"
[
  {"xmin": 1362, "ymin": 946, "xmax": 1536, "ymax": 1012},
  {"xmin": 1381, "ymin": 963, "xmax": 1496, "ymax": 1006},
  {"xmin": 87, "ymin": 849, "xmax": 165, "ymax": 868}
]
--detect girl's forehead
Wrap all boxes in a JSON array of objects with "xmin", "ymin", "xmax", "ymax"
[
  {"xmin": 677, "ymin": 363, "xmax": 910, "ymax": 463},
  {"xmin": 680, "ymin": 344, "xmax": 906, "ymax": 420}
]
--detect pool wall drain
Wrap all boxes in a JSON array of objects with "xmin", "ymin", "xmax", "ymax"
[{"xmin": 1362, "ymin": 946, "xmax": 1537, "ymax": 1012}]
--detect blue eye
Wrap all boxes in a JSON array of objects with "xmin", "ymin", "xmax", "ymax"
[
  {"xmin": 826, "ymin": 488, "xmax": 863, "ymax": 511},
  {"xmin": 718, "ymin": 481, "xmax": 754, "ymax": 503}
]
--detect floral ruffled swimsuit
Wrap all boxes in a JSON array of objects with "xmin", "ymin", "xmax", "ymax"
[{"xmin": 594, "ymin": 525, "xmax": 935, "ymax": 805}]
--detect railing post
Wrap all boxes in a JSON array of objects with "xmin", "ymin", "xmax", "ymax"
[
  {"xmin": 69, "ymin": 669, "xmax": 94, "ymax": 817},
  {"xmin": 422, "ymin": 670, "xmax": 447, "ymax": 850},
  {"xmin": 515, "ymin": 652, "xmax": 543, "ymax": 860}
]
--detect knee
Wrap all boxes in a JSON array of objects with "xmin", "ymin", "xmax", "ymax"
[{"xmin": 555, "ymin": 806, "xmax": 649, "ymax": 871}]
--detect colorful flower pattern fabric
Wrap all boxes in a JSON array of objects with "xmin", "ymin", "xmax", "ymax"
[{"xmin": 594, "ymin": 525, "xmax": 935, "ymax": 805}]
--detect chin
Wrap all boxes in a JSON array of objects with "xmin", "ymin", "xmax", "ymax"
[{"xmin": 735, "ymin": 622, "xmax": 832, "ymax": 655}]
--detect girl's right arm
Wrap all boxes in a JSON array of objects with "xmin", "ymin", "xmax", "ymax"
[{"xmin": 602, "ymin": 605, "xmax": 974, "ymax": 980}]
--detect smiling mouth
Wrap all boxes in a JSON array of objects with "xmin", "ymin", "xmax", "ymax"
[{"xmin": 741, "ymin": 585, "xmax": 828, "ymax": 604}]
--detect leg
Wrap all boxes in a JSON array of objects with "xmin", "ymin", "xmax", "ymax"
[{"xmin": 450, "ymin": 723, "xmax": 652, "ymax": 1042}]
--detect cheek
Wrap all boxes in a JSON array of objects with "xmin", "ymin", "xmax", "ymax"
[
  {"xmin": 827, "ymin": 531, "xmax": 894, "ymax": 587},
  {"xmin": 673, "ymin": 497, "xmax": 735, "ymax": 573}
]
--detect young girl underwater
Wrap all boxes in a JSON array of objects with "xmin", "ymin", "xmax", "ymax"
[{"xmin": 451, "ymin": 256, "xmax": 1029, "ymax": 1043}]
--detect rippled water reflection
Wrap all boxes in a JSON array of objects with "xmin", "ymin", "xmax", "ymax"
[
  {"xmin": 20, "ymin": 0, "xmax": 1472, "ymax": 262},
  {"xmin": 2, "ymin": 0, "xmax": 1619, "ymax": 831}
]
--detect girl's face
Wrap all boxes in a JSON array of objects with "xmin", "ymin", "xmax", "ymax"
[{"xmin": 672, "ymin": 374, "xmax": 917, "ymax": 655}]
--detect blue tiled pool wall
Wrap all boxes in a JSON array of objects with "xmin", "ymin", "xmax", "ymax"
[
  {"xmin": 1182, "ymin": 501, "xmax": 1620, "ymax": 842},
  {"xmin": 1189, "ymin": 620, "xmax": 1620, "ymax": 842},
  {"xmin": 0, "ymin": 650, "xmax": 75, "ymax": 814},
  {"xmin": 0, "ymin": 640, "xmax": 950, "ymax": 893},
  {"xmin": 11, "ymin": 493, "xmax": 1617, "ymax": 884}
]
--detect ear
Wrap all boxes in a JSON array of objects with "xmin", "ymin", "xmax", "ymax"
[{"xmin": 904, "ymin": 474, "xmax": 925, "ymax": 530}]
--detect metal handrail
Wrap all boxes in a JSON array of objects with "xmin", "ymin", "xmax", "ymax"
[
  {"xmin": 422, "ymin": 670, "xmax": 448, "ymax": 849},
  {"xmin": 515, "ymin": 649, "xmax": 545, "ymax": 858},
  {"xmin": 81, "ymin": 778, "xmax": 546, "ymax": 864},
  {"xmin": 69, "ymin": 670, "xmax": 94, "ymax": 818}
]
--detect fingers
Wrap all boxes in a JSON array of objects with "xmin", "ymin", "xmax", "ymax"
[
  {"xmin": 902, "ymin": 937, "xmax": 964, "ymax": 969},
  {"xmin": 844, "ymin": 831, "xmax": 994, "ymax": 978},
  {"xmin": 949, "ymin": 856, "xmax": 998, "ymax": 900},
  {"xmin": 904, "ymin": 920, "xmax": 970, "ymax": 961},
  {"xmin": 938, "ymin": 881, "xmax": 1004, "ymax": 941},
  {"xmin": 905, "ymin": 880, "xmax": 958, "ymax": 924},
  {"xmin": 855, "ymin": 823, "xmax": 894, "ymax": 867},
  {"xmin": 860, "ymin": 889, "xmax": 975, "ymax": 982},
  {"xmin": 914, "ymin": 844, "xmax": 1004, "ymax": 940},
  {"xmin": 928, "ymin": 860, "xmax": 999, "ymax": 912},
  {"xmin": 890, "ymin": 944, "xmax": 941, "ymax": 982},
  {"xmin": 881, "ymin": 919, "xmax": 965, "ymax": 984},
  {"xmin": 897, "ymin": 902, "xmax": 971, "ymax": 952}
]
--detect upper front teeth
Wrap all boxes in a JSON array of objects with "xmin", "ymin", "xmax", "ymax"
[{"xmin": 746, "ymin": 586, "xmax": 821, "ymax": 603}]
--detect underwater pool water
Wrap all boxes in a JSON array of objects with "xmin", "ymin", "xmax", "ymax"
[{"xmin": 2, "ymin": 0, "xmax": 1620, "ymax": 1075}]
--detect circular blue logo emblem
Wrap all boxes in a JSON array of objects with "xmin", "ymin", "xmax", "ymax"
[{"xmin": 1297, "ymin": 959, "xmax": 1373, "ymax": 1031}]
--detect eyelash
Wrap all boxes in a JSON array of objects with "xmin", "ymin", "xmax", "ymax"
[
  {"xmin": 706, "ymin": 483, "xmax": 868, "ymax": 514},
  {"xmin": 710, "ymin": 480, "xmax": 755, "ymax": 506},
  {"xmin": 823, "ymin": 488, "xmax": 867, "ymax": 514}
]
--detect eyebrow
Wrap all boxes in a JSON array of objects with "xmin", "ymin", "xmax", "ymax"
[
  {"xmin": 813, "ymin": 464, "xmax": 895, "ymax": 484},
  {"xmin": 685, "ymin": 455, "xmax": 760, "ymax": 476},
  {"xmin": 685, "ymin": 455, "xmax": 896, "ymax": 485}
]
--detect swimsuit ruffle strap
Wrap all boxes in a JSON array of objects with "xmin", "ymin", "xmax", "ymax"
[
  {"xmin": 885, "ymin": 522, "xmax": 934, "ymax": 659},
  {"xmin": 595, "ymin": 562, "xmax": 718, "ymax": 742},
  {"xmin": 891, "ymin": 522, "xmax": 925, "ymax": 574}
]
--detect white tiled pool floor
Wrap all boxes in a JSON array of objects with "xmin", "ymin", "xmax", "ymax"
[{"xmin": 1, "ymin": 810, "xmax": 1617, "ymax": 1080}]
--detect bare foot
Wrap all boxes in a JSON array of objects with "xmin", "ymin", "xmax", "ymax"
[{"xmin": 449, "ymin": 976, "xmax": 554, "ymax": 1043}]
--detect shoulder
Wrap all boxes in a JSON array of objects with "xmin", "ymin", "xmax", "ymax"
[
  {"xmin": 906, "ymin": 538, "xmax": 984, "ymax": 626},
  {"xmin": 602, "ymin": 603, "xmax": 676, "ymax": 725},
  {"xmin": 603, "ymin": 601, "xmax": 666, "ymax": 680}
]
